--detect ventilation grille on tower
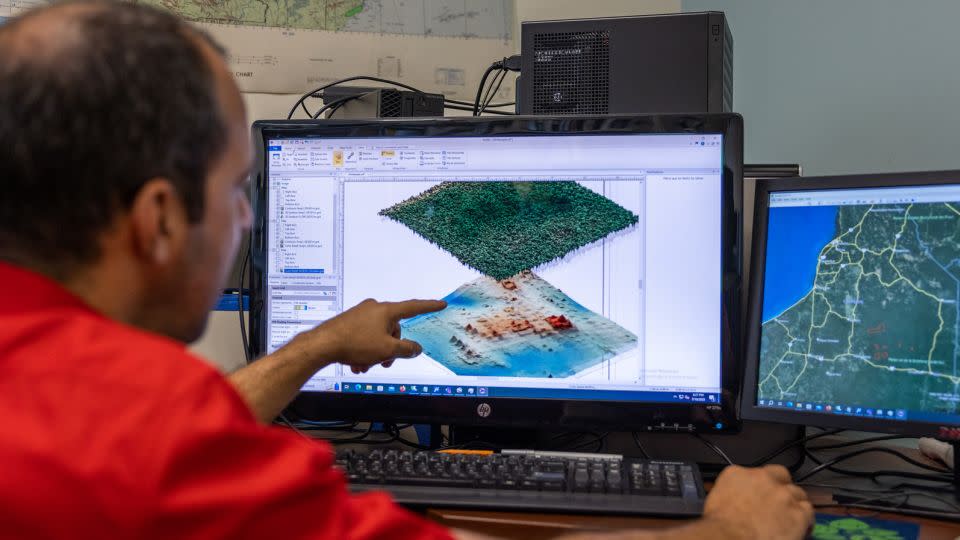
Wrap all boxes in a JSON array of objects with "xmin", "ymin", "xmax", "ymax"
[
  {"xmin": 379, "ymin": 89, "xmax": 403, "ymax": 117},
  {"xmin": 531, "ymin": 30, "xmax": 610, "ymax": 115}
]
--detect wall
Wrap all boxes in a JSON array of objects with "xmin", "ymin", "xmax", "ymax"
[{"xmin": 683, "ymin": 0, "xmax": 960, "ymax": 176}]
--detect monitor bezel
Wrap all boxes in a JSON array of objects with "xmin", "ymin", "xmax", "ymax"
[
  {"xmin": 743, "ymin": 171, "xmax": 960, "ymax": 437},
  {"xmin": 249, "ymin": 114, "xmax": 743, "ymax": 433}
]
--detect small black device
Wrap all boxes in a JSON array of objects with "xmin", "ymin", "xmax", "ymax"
[
  {"xmin": 518, "ymin": 12, "xmax": 733, "ymax": 115},
  {"xmin": 319, "ymin": 86, "xmax": 445, "ymax": 118},
  {"xmin": 743, "ymin": 171, "xmax": 960, "ymax": 444},
  {"xmin": 249, "ymin": 113, "xmax": 743, "ymax": 435},
  {"xmin": 336, "ymin": 448, "xmax": 705, "ymax": 516}
]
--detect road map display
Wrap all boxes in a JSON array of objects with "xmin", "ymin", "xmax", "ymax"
[{"xmin": 758, "ymin": 186, "xmax": 960, "ymax": 419}]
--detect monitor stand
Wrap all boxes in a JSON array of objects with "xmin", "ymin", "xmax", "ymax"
[
  {"xmin": 448, "ymin": 425, "xmax": 557, "ymax": 451},
  {"xmin": 446, "ymin": 422, "xmax": 807, "ymax": 474}
]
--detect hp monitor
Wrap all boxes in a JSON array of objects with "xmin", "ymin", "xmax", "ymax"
[
  {"xmin": 249, "ymin": 114, "xmax": 743, "ymax": 433},
  {"xmin": 744, "ymin": 171, "xmax": 960, "ymax": 439}
]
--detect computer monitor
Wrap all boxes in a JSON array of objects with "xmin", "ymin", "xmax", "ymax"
[
  {"xmin": 743, "ymin": 171, "xmax": 960, "ymax": 438},
  {"xmin": 249, "ymin": 114, "xmax": 743, "ymax": 433}
]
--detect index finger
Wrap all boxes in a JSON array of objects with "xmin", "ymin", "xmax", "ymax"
[{"xmin": 386, "ymin": 299, "xmax": 447, "ymax": 319}]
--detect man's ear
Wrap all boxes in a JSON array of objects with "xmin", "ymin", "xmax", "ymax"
[{"xmin": 128, "ymin": 178, "xmax": 190, "ymax": 265}]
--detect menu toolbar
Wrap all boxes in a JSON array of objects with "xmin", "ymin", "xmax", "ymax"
[
  {"xmin": 770, "ymin": 184, "xmax": 960, "ymax": 208},
  {"xmin": 758, "ymin": 399, "xmax": 907, "ymax": 421},
  {"xmin": 268, "ymin": 134, "xmax": 723, "ymax": 175}
]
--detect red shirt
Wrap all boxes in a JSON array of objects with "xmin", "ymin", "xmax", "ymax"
[{"xmin": 0, "ymin": 262, "xmax": 453, "ymax": 540}]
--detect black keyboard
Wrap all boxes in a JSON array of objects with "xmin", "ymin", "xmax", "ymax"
[{"xmin": 335, "ymin": 448, "xmax": 705, "ymax": 516}]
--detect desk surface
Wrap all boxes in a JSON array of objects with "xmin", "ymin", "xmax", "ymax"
[
  {"xmin": 424, "ymin": 437, "xmax": 960, "ymax": 539},
  {"xmin": 427, "ymin": 504, "xmax": 959, "ymax": 540}
]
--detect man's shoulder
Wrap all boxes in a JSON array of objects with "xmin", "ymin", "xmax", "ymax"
[{"xmin": 1, "ymin": 305, "xmax": 238, "ymax": 407}]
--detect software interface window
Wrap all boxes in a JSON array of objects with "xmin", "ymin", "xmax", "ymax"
[
  {"xmin": 757, "ymin": 184, "xmax": 960, "ymax": 424},
  {"xmin": 266, "ymin": 133, "xmax": 723, "ymax": 403}
]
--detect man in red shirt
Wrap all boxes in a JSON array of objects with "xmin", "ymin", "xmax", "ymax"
[{"xmin": 0, "ymin": 2, "xmax": 813, "ymax": 539}]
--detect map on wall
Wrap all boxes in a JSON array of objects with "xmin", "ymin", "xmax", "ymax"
[{"xmin": 0, "ymin": 0, "xmax": 517, "ymax": 99}]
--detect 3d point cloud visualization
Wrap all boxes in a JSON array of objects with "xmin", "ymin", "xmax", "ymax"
[{"xmin": 380, "ymin": 181, "xmax": 639, "ymax": 378}]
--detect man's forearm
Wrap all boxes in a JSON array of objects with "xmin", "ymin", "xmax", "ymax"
[{"xmin": 227, "ymin": 333, "xmax": 335, "ymax": 423}]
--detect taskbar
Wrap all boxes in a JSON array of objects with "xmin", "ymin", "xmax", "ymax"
[
  {"xmin": 758, "ymin": 398, "xmax": 960, "ymax": 426},
  {"xmin": 326, "ymin": 381, "xmax": 721, "ymax": 404}
]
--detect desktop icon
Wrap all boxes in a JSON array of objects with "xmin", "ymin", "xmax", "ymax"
[
  {"xmin": 411, "ymin": 385, "xmax": 418, "ymax": 392},
  {"xmin": 855, "ymin": 407, "xmax": 862, "ymax": 415},
  {"xmin": 456, "ymin": 387, "xmax": 464, "ymax": 394},
  {"xmin": 886, "ymin": 410, "xmax": 894, "ymax": 417},
  {"xmin": 365, "ymin": 384, "xmax": 373, "ymax": 391},
  {"xmin": 815, "ymin": 405, "xmax": 823, "ymax": 411},
  {"xmin": 478, "ymin": 387, "xmax": 488, "ymax": 396},
  {"xmin": 444, "ymin": 387, "xmax": 453, "ymax": 395},
  {"xmin": 334, "ymin": 383, "xmax": 340, "ymax": 391},
  {"xmin": 355, "ymin": 384, "xmax": 362, "ymax": 391},
  {"xmin": 399, "ymin": 385, "xmax": 406, "ymax": 392},
  {"xmin": 467, "ymin": 388, "xmax": 475, "ymax": 395},
  {"xmin": 433, "ymin": 386, "xmax": 442, "ymax": 393},
  {"xmin": 896, "ymin": 410, "xmax": 906, "ymax": 419},
  {"xmin": 388, "ymin": 386, "xmax": 396, "ymax": 392},
  {"xmin": 787, "ymin": 402, "xmax": 794, "ymax": 408},
  {"xmin": 825, "ymin": 405, "xmax": 832, "ymax": 412},
  {"xmin": 805, "ymin": 404, "xmax": 812, "ymax": 410},
  {"xmin": 376, "ymin": 385, "xmax": 384, "ymax": 392},
  {"xmin": 866, "ymin": 409, "xmax": 873, "ymax": 416}
]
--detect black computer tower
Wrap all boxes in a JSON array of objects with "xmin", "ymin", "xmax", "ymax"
[{"xmin": 518, "ymin": 12, "xmax": 732, "ymax": 115}]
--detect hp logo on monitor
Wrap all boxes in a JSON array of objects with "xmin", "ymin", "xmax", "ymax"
[{"xmin": 477, "ymin": 403, "xmax": 492, "ymax": 418}]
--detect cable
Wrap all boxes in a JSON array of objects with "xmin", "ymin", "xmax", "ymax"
[
  {"xmin": 631, "ymin": 432, "xmax": 651, "ymax": 459},
  {"xmin": 749, "ymin": 428, "xmax": 844, "ymax": 467},
  {"xmin": 287, "ymin": 76, "xmax": 435, "ymax": 119},
  {"xmin": 444, "ymin": 103, "xmax": 514, "ymax": 115},
  {"xmin": 275, "ymin": 413, "xmax": 313, "ymax": 440},
  {"xmin": 385, "ymin": 423, "xmax": 433, "ymax": 450},
  {"xmin": 565, "ymin": 432, "xmax": 608, "ymax": 453},
  {"xmin": 292, "ymin": 419, "xmax": 358, "ymax": 429},
  {"xmin": 807, "ymin": 434, "xmax": 911, "ymax": 451},
  {"xmin": 801, "ymin": 483, "xmax": 960, "ymax": 509},
  {"xmin": 471, "ymin": 63, "xmax": 499, "ymax": 116},
  {"xmin": 311, "ymin": 94, "xmax": 362, "ymax": 119},
  {"xmin": 807, "ymin": 446, "xmax": 950, "ymax": 474},
  {"xmin": 237, "ymin": 245, "xmax": 251, "ymax": 363},
  {"xmin": 693, "ymin": 433, "xmax": 734, "ymax": 465},
  {"xmin": 324, "ymin": 423, "xmax": 376, "ymax": 443},
  {"xmin": 446, "ymin": 98, "xmax": 514, "ymax": 108},
  {"xmin": 796, "ymin": 447, "xmax": 951, "ymax": 483},
  {"xmin": 479, "ymin": 69, "xmax": 509, "ymax": 115},
  {"xmin": 803, "ymin": 450, "xmax": 951, "ymax": 483},
  {"xmin": 478, "ymin": 68, "xmax": 505, "ymax": 115}
]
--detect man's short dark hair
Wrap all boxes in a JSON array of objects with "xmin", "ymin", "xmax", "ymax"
[{"xmin": 0, "ymin": 1, "xmax": 229, "ymax": 273}]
